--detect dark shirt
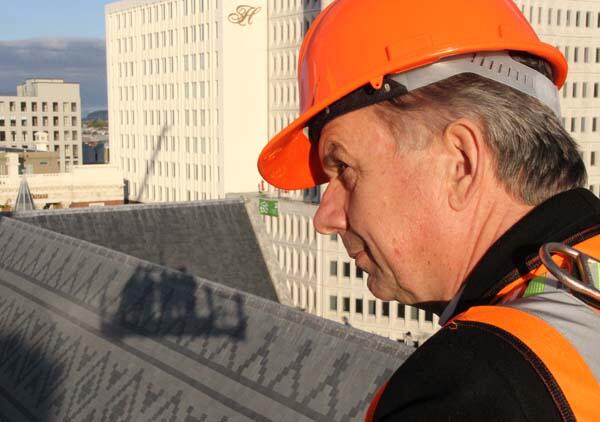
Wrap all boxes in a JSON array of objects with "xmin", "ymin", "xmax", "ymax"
[{"xmin": 373, "ymin": 188, "xmax": 600, "ymax": 421}]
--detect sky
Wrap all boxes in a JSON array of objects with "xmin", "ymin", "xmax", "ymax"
[{"xmin": 0, "ymin": 1, "xmax": 114, "ymax": 116}]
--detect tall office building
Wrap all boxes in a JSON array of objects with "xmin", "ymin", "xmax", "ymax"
[
  {"xmin": 106, "ymin": 0, "xmax": 269, "ymax": 202},
  {"xmin": 0, "ymin": 79, "xmax": 82, "ymax": 172}
]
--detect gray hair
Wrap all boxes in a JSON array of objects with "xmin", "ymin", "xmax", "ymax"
[{"xmin": 374, "ymin": 54, "xmax": 587, "ymax": 206}]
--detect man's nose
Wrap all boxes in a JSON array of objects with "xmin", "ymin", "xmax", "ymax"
[{"xmin": 314, "ymin": 181, "xmax": 347, "ymax": 235}]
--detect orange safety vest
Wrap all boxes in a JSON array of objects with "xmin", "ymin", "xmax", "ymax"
[{"xmin": 367, "ymin": 236, "xmax": 600, "ymax": 421}]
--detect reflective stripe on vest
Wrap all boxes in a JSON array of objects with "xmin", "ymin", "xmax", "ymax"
[
  {"xmin": 454, "ymin": 305, "xmax": 600, "ymax": 421},
  {"xmin": 366, "ymin": 235, "xmax": 600, "ymax": 421},
  {"xmin": 455, "ymin": 235, "xmax": 600, "ymax": 421}
]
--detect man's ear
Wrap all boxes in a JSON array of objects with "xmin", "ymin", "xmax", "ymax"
[{"xmin": 442, "ymin": 118, "xmax": 485, "ymax": 211}]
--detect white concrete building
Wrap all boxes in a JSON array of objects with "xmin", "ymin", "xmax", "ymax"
[
  {"xmin": 106, "ymin": 0, "xmax": 269, "ymax": 202},
  {"xmin": 0, "ymin": 163, "xmax": 124, "ymax": 210},
  {"xmin": 515, "ymin": 0, "xmax": 600, "ymax": 193},
  {"xmin": 0, "ymin": 79, "xmax": 82, "ymax": 172}
]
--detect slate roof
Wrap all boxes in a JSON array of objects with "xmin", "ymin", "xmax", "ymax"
[
  {"xmin": 0, "ymin": 201, "xmax": 413, "ymax": 421},
  {"xmin": 15, "ymin": 199, "xmax": 281, "ymax": 302}
]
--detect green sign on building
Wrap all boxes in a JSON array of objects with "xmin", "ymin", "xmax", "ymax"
[{"xmin": 258, "ymin": 199, "xmax": 279, "ymax": 217}]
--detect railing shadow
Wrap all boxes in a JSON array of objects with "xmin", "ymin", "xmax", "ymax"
[{"xmin": 100, "ymin": 266, "xmax": 247, "ymax": 341}]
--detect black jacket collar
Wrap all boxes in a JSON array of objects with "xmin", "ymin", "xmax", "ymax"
[{"xmin": 451, "ymin": 188, "xmax": 600, "ymax": 318}]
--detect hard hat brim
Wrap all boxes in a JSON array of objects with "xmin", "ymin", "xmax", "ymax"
[{"xmin": 258, "ymin": 111, "xmax": 328, "ymax": 191}]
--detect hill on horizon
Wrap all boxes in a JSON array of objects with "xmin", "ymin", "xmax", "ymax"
[{"xmin": 85, "ymin": 110, "xmax": 108, "ymax": 121}]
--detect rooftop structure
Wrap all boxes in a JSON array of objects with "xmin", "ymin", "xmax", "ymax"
[
  {"xmin": 0, "ymin": 199, "xmax": 412, "ymax": 420},
  {"xmin": 0, "ymin": 79, "xmax": 82, "ymax": 172}
]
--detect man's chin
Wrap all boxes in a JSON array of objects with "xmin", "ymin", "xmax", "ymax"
[{"xmin": 366, "ymin": 274, "xmax": 397, "ymax": 302}]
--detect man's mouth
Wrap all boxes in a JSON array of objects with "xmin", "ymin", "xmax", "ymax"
[{"xmin": 351, "ymin": 249, "xmax": 371, "ymax": 273}]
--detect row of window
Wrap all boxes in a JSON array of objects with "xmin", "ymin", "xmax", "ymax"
[
  {"xmin": 270, "ymin": 112, "xmax": 297, "ymax": 136},
  {"xmin": 271, "ymin": 0, "xmax": 321, "ymax": 14},
  {"xmin": 521, "ymin": 4, "xmax": 600, "ymax": 29},
  {"xmin": 0, "ymin": 101, "xmax": 77, "ymax": 113},
  {"xmin": 278, "ymin": 247, "xmax": 317, "ymax": 277},
  {"xmin": 289, "ymin": 281, "xmax": 316, "ymax": 313},
  {"xmin": 562, "ymin": 116, "xmax": 599, "ymax": 134},
  {"xmin": 182, "ymin": 0, "xmax": 217, "ymax": 17},
  {"xmin": 329, "ymin": 296, "xmax": 435, "ymax": 322},
  {"xmin": 120, "ymin": 133, "xmax": 219, "ymax": 157},
  {"xmin": 183, "ymin": 23, "xmax": 217, "ymax": 44},
  {"xmin": 559, "ymin": 46, "xmax": 600, "ymax": 65},
  {"xmin": 270, "ymin": 51, "xmax": 299, "ymax": 78},
  {"xmin": 122, "ymin": 156, "xmax": 219, "ymax": 182},
  {"xmin": 112, "ymin": 0, "xmax": 221, "ymax": 31},
  {"xmin": 271, "ymin": 80, "xmax": 298, "ymax": 107},
  {"xmin": 561, "ymin": 81, "xmax": 600, "ymax": 100},
  {"xmin": 0, "ymin": 130, "xmax": 78, "ymax": 142},
  {"xmin": 119, "ymin": 80, "xmax": 216, "ymax": 103},
  {"xmin": 271, "ymin": 18, "xmax": 313, "ymax": 45},
  {"xmin": 266, "ymin": 213, "xmax": 317, "ymax": 245},
  {"xmin": 117, "ymin": 52, "xmax": 216, "ymax": 78},
  {"xmin": 329, "ymin": 260, "xmax": 364, "ymax": 279},
  {"xmin": 132, "ymin": 182, "xmax": 215, "ymax": 203},
  {"xmin": 0, "ymin": 116, "xmax": 77, "ymax": 128}
]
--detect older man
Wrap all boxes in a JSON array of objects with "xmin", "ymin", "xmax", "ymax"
[{"xmin": 259, "ymin": 0, "xmax": 600, "ymax": 420}]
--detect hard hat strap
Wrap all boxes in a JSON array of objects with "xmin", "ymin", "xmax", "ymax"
[
  {"xmin": 308, "ymin": 78, "xmax": 408, "ymax": 143},
  {"xmin": 308, "ymin": 51, "xmax": 561, "ymax": 143},
  {"xmin": 390, "ymin": 51, "xmax": 561, "ymax": 118}
]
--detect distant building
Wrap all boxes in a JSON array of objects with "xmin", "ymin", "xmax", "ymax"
[
  {"xmin": 0, "ymin": 79, "xmax": 83, "ymax": 172},
  {"xmin": 83, "ymin": 141, "xmax": 108, "ymax": 164},
  {"xmin": 105, "ymin": 0, "xmax": 327, "ymax": 202},
  {"xmin": 0, "ymin": 159, "xmax": 124, "ymax": 211}
]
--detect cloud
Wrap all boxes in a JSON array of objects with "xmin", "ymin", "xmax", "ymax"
[{"xmin": 0, "ymin": 37, "xmax": 107, "ymax": 116}]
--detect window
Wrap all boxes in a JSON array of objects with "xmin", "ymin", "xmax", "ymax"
[
  {"xmin": 343, "ymin": 297, "xmax": 350, "ymax": 312},
  {"xmin": 410, "ymin": 306, "xmax": 419, "ymax": 321},
  {"xmin": 382, "ymin": 302, "xmax": 390, "ymax": 317},
  {"xmin": 591, "ymin": 152, "xmax": 596, "ymax": 166},
  {"xmin": 355, "ymin": 267, "xmax": 364, "ymax": 278},
  {"xmin": 343, "ymin": 262, "xmax": 351, "ymax": 277},
  {"xmin": 330, "ymin": 233, "xmax": 337, "ymax": 241},
  {"xmin": 425, "ymin": 310, "xmax": 434, "ymax": 322},
  {"xmin": 355, "ymin": 299, "xmax": 363, "ymax": 314},
  {"xmin": 397, "ymin": 304, "xmax": 405, "ymax": 318},
  {"xmin": 329, "ymin": 260, "xmax": 337, "ymax": 276},
  {"xmin": 368, "ymin": 300, "xmax": 376, "ymax": 316}
]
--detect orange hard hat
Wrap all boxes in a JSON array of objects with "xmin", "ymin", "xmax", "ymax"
[{"xmin": 258, "ymin": 0, "xmax": 568, "ymax": 190}]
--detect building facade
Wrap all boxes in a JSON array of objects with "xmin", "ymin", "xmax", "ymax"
[
  {"xmin": 106, "ymin": 0, "xmax": 270, "ymax": 202},
  {"xmin": 0, "ymin": 164, "xmax": 124, "ymax": 211},
  {"xmin": 514, "ymin": 0, "xmax": 600, "ymax": 193},
  {"xmin": 0, "ymin": 79, "xmax": 82, "ymax": 172}
]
